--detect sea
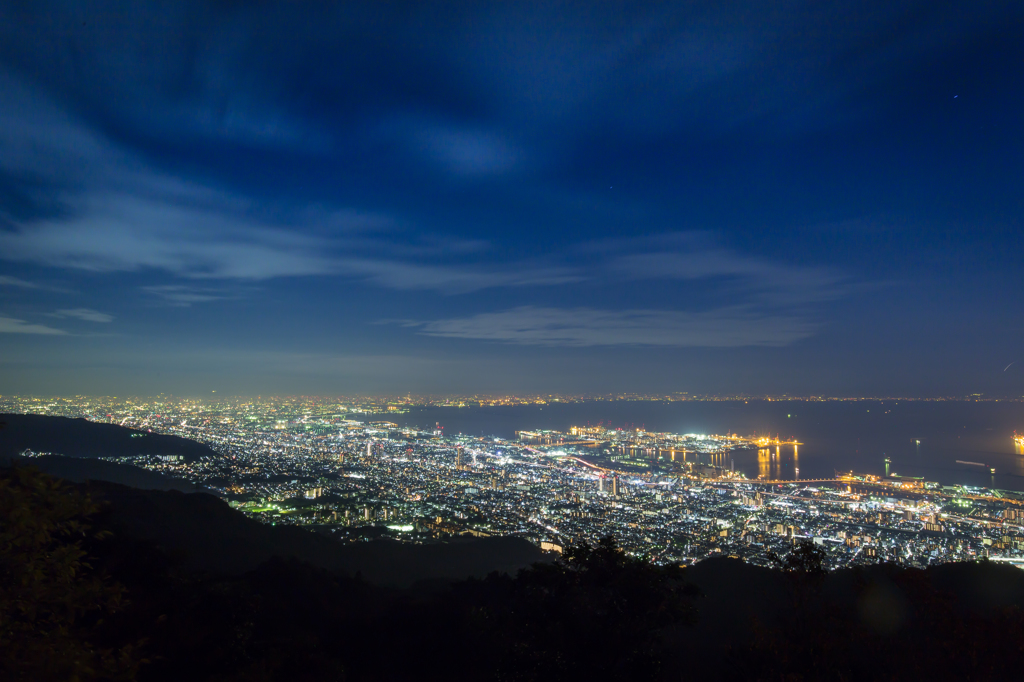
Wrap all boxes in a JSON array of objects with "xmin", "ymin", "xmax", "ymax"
[{"xmin": 364, "ymin": 400, "xmax": 1024, "ymax": 492}]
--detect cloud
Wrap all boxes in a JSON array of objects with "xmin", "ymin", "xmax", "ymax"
[
  {"xmin": 0, "ymin": 7, "xmax": 332, "ymax": 155},
  {"xmin": 0, "ymin": 72, "xmax": 117, "ymax": 186},
  {"xmin": 338, "ymin": 259, "xmax": 581, "ymax": 294},
  {"xmin": 0, "ymin": 77, "xmax": 576, "ymax": 293},
  {"xmin": 416, "ymin": 125, "xmax": 522, "ymax": 176},
  {"xmin": 612, "ymin": 250, "xmax": 846, "ymax": 303},
  {"xmin": 596, "ymin": 232, "xmax": 849, "ymax": 305},
  {"xmin": 0, "ymin": 188, "xmax": 341, "ymax": 279},
  {"xmin": 0, "ymin": 315, "xmax": 67, "ymax": 335},
  {"xmin": 142, "ymin": 285, "xmax": 232, "ymax": 307},
  {"xmin": 0, "ymin": 75, "xmax": 327, "ymax": 280},
  {"xmin": 0, "ymin": 276, "xmax": 38, "ymax": 288},
  {"xmin": 0, "ymin": 73, "xmax": 855, "ymax": 328},
  {"xmin": 50, "ymin": 308, "xmax": 114, "ymax": 323},
  {"xmin": 0, "ymin": 189, "xmax": 577, "ymax": 290},
  {"xmin": 0, "ymin": 192, "xmax": 578, "ymax": 291},
  {"xmin": 408, "ymin": 305, "xmax": 816, "ymax": 347}
]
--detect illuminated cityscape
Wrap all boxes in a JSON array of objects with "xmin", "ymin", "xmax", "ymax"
[
  {"xmin": 4, "ymin": 4, "xmax": 1024, "ymax": 679},
  {"xmin": 5, "ymin": 394, "xmax": 1023, "ymax": 570}
]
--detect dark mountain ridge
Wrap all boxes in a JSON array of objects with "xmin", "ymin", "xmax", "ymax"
[
  {"xmin": 0, "ymin": 412, "xmax": 221, "ymax": 462},
  {"xmin": 83, "ymin": 478, "xmax": 549, "ymax": 587},
  {"xmin": 4, "ymin": 454, "xmax": 199, "ymax": 492}
]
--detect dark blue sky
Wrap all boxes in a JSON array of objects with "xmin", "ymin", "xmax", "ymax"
[{"xmin": 1, "ymin": 1, "xmax": 1022, "ymax": 396}]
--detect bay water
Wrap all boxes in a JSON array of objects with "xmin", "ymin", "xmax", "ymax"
[{"xmin": 365, "ymin": 400, "xmax": 1024, "ymax": 491}]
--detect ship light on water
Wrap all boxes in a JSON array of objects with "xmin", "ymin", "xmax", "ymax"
[{"xmin": 1015, "ymin": 432, "xmax": 1024, "ymax": 448}]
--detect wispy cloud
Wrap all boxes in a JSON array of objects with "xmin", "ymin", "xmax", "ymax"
[
  {"xmin": 0, "ymin": 191, "xmax": 579, "ymax": 291},
  {"xmin": 597, "ymin": 232, "xmax": 849, "ymax": 305},
  {"xmin": 0, "ymin": 77, "xmax": 576, "ymax": 294},
  {"xmin": 0, "ymin": 275, "xmax": 39, "ymax": 288},
  {"xmin": 49, "ymin": 308, "xmax": 114, "ymax": 323},
  {"xmin": 0, "ymin": 189, "xmax": 339, "ymax": 279},
  {"xmin": 0, "ymin": 73, "xmax": 856, "ymax": 334},
  {"xmin": 407, "ymin": 305, "xmax": 817, "ymax": 347},
  {"xmin": 339, "ymin": 259, "xmax": 581, "ymax": 294},
  {"xmin": 142, "ymin": 285, "xmax": 232, "ymax": 307},
  {"xmin": 415, "ymin": 125, "xmax": 522, "ymax": 176},
  {"xmin": 0, "ymin": 315, "xmax": 67, "ymax": 335}
]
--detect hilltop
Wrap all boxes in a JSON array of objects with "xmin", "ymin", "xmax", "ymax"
[
  {"xmin": 6, "ymin": 454, "xmax": 199, "ymax": 493},
  {"xmin": 84, "ymin": 478, "xmax": 549, "ymax": 586},
  {"xmin": 0, "ymin": 413, "xmax": 221, "ymax": 462}
]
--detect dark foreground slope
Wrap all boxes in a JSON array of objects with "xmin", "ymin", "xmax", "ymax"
[
  {"xmin": 4, "ymin": 466, "xmax": 1024, "ymax": 682},
  {"xmin": 667, "ymin": 555, "xmax": 1024, "ymax": 680},
  {"xmin": 0, "ymin": 413, "xmax": 221, "ymax": 461},
  {"xmin": 5, "ymin": 454, "xmax": 199, "ymax": 492},
  {"xmin": 86, "ymin": 478, "xmax": 548, "ymax": 586}
]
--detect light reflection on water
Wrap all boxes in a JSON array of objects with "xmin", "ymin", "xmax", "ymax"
[{"xmin": 365, "ymin": 400, "xmax": 1024, "ymax": 491}]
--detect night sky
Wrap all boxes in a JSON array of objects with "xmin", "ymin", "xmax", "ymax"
[{"xmin": 1, "ymin": 1, "xmax": 1022, "ymax": 396}]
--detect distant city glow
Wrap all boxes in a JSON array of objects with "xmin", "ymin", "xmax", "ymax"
[{"xmin": 5, "ymin": 394, "xmax": 1022, "ymax": 570}]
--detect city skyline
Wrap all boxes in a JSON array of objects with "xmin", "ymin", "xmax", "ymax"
[
  {"xmin": 2, "ymin": 2, "xmax": 1023, "ymax": 396},
  {"xmin": 6, "ymin": 395, "xmax": 1022, "ymax": 569},
  {"xmin": 2, "ymin": 391, "xmax": 1021, "ymax": 401}
]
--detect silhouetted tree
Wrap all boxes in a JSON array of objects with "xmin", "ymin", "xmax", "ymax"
[
  {"xmin": 0, "ymin": 466, "xmax": 140, "ymax": 681},
  {"xmin": 769, "ymin": 538, "xmax": 826, "ymax": 575},
  {"xmin": 782, "ymin": 539, "xmax": 827, "ymax": 574},
  {"xmin": 433, "ymin": 535, "xmax": 696, "ymax": 681}
]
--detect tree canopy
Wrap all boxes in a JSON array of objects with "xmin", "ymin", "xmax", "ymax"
[{"xmin": 0, "ymin": 466, "xmax": 139, "ymax": 681}]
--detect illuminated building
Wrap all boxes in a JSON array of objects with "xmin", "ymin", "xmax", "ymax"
[{"xmin": 5, "ymin": 394, "xmax": 1022, "ymax": 571}]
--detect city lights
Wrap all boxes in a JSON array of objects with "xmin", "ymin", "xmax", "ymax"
[{"xmin": 4, "ymin": 394, "xmax": 1022, "ymax": 569}]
